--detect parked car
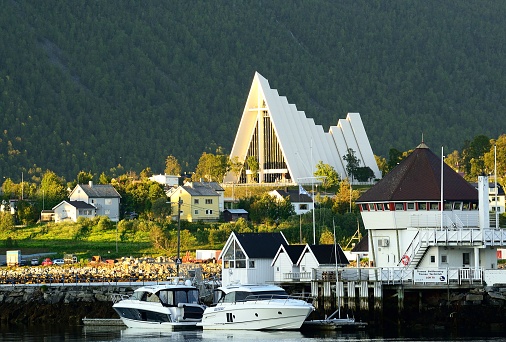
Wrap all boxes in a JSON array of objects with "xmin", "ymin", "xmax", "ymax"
[
  {"xmin": 30, "ymin": 258, "xmax": 39, "ymax": 266},
  {"xmin": 41, "ymin": 258, "xmax": 53, "ymax": 266},
  {"xmin": 53, "ymin": 259, "xmax": 65, "ymax": 266}
]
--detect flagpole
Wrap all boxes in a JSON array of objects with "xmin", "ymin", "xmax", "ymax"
[{"xmin": 441, "ymin": 146, "xmax": 444, "ymax": 230}]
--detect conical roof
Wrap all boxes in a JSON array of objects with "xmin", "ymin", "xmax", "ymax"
[{"xmin": 357, "ymin": 144, "xmax": 478, "ymax": 202}]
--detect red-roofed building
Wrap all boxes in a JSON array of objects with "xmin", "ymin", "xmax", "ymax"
[{"xmin": 356, "ymin": 142, "xmax": 506, "ymax": 284}]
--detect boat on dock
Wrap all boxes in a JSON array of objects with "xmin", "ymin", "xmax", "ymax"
[
  {"xmin": 197, "ymin": 284, "xmax": 314, "ymax": 330},
  {"xmin": 111, "ymin": 279, "xmax": 206, "ymax": 330}
]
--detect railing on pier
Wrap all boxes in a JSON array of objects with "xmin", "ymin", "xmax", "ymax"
[{"xmin": 282, "ymin": 266, "xmax": 484, "ymax": 286}]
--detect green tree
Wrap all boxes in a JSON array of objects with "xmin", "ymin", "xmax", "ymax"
[
  {"xmin": 76, "ymin": 171, "xmax": 93, "ymax": 184},
  {"xmin": 151, "ymin": 197, "xmax": 171, "ymax": 221},
  {"xmin": 343, "ymin": 148, "xmax": 360, "ymax": 182},
  {"xmin": 165, "ymin": 155, "xmax": 182, "ymax": 176},
  {"xmin": 484, "ymin": 134, "xmax": 506, "ymax": 188},
  {"xmin": 314, "ymin": 161, "xmax": 340, "ymax": 190},
  {"xmin": 98, "ymin": 172, "xmax": 111, "ymax": 184},
  {"xmin": 332, "ymin": 179, "xmax": 361, "ymax": 214},
  {"xmin": 461, "ymin": 135, "xmax": 491, "ymax": 180},
  {"xmin": 140, "ymin": 167, "xmax": 153, "ymax": 180},
  {"xmin": 354, "ymin": 166, "xmax": 375, "ymax": 182},
  {"xmin": 193, "ymin": 152, "xmax": 228, "ymax": 182},
  {"xmin": 39, "ymin": 170, "xmax": 67, "ymax": 210},
  {"xmin": 245, "ymin": 155, "xmax": 259, "ymax": 183},
  {"xmin": 319, "ymin": 228, "xmax": 334, "ymax": 245},
  {"xmin": 0, "ymin": 212, "xmax": 14, "ymax": 231},
  {"xmin": 228, "ymin": 156, "xmax": 243, "ymax": 182}
]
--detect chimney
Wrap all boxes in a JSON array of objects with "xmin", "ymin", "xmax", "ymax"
[
  {"xmin": 478, "ymin": 175, "xmax": 489, "ymax": 229},
  {"xmin": 89, "ymin": 181, "xmax": 93, "ymax": 187}
]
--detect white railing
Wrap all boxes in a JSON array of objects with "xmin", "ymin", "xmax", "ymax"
[{"xmin": 282, "ymin": 266, "xmax": 487, "ymax": 285}]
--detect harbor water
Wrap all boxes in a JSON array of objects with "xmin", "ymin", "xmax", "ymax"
[{"xmin": 1, "ymin": 324, "xmax": 505, "ymax": 342}]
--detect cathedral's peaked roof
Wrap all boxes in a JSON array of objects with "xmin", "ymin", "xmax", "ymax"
[
  {"xmin": 357, "ymin": 143, "xmax": 478, "ymax": 202},
  {"xmin": 224, "ymin": 72, "xmax": 381, "ymax": 184}
]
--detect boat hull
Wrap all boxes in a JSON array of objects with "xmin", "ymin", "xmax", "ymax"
[
  {"xmin": 113, "ymin": 300, "xmax": 204, "ymax": 330},
  {"xmin": 198, "ymin": 300, "xmax": 314, "ymax": 330}
]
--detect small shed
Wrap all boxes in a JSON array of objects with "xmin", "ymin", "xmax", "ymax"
[{"xmin": 223, "ymin": 208, "xmax": 248, "ymax": 222}]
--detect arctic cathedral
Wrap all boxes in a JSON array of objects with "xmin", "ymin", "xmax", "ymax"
[{"xmin": 223, "ymin": 72, "xmax": 381, "ymax": 185}]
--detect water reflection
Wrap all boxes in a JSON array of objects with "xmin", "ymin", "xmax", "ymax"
[{"xmin": 1, "ymin": 324, "xmax": 505, "ymax": 342}]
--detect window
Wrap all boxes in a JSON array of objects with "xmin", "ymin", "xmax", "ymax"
[
  {"xmin": 299, "ymin": 204, "xmax": 308, "ymax": 210},
  {"xmin": 430, "ymin": 202, "xmax": 439, "ymax": 210},
  {"xmin": 194, "ymin": 210, "xmax": 199, "ymax": 215},
  {"xmin": 206, "ymin": 209, "xmax": 213, "ymax": 215},
  {"xmin": 384, "ymin": 203, "xmax": 390, "ymax": 211},
  {"xmin": 223, "ymin": 240, "xmax": 246, "ymax": 269},
  {"xmin": 419, "ymin": 202, "xmax": 427, "ymax": 210},
  {"xmin": 395, "ymin": 203, "xmax": 404, "ymax": 211},
  {"xmin": 205, "ymin": 199, "xmax": 213, "ymax": 204},
  {"xmin": 105, "ymin": 209, "xmax": 110, "ymax": 215},
  {"xmin": 194, "ymin": 199, "xmax": 199, "ymax": 204},
  {"xmin": 369, "ymin": 204, "xmax": 376, "ymax": 211},
  {"xmin": 441, "ymin": 255, "xmax": 448, "ymax": 263},
  {"xmin": 454, "ymin": 202, "xmax": 462, "ymax": 210},
  {"xmin": 463, "ymin": 253, "xmax": 470, "ymax": 266},
  {"xmin": 105, "ymin": 199, "xmax": 112, "ymax": 205},
  {"xmin": 361, "ymin": 204, "xmax": 368, "ymax": 211},
  {"xmin": 249, "ymin": 260, "xmax": 256, "ymax": 268},
  {"xmin": 376, "ymin": 203, "xmax": 384, "ymax": 211},
  {"xmin": 444, "ymin": 202, "xmax": 452, "ymax": 210},
  {"xmin": 407, "ymin": 202, "xmax": 415, "ymax": 210},
  {"xmin": 430, "ymin": 255, "xmax": 435, "ymax": 263}
]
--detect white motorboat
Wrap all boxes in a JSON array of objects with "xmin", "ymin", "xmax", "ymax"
[
  {"xmin": 197, "ymin": 284, "xmax": 314, "ymax": 330},
  {"xmin": 112, "ymin": 279, "xmax": 206, "ymax": 330}
]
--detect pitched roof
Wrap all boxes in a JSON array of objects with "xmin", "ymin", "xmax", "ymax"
[
  {"xmin": 223, "ymin": 72, "xmax": 381, "ymax": 184},
  {"xmin": 358, "ymin": 143, "xmax": 478, "ymax": 202},
  {"xmin": 69, "ymin": 201, "xmax": 96, "ymax": 209},
  {"xmin": 184, "ymin": 181, "xmax": 224, "ymax": 192},
  {"xmin": 53, "ymin": 200, "xmax": 96, "ymax": 210},
  {"xmin": 302, "ymin": 244, "xmax": 349, "ymax": 266},
  {"xmin": 272, "ymin": 244, "xmax": 306, "ymax": 265},
  {"xmin": 350, "ymin": 235, "xmax": 369, "ymax": 253},
  {"xmin": 235, "ymin": 232, "xmax": 288, "ymax": 258},
  {"xmin": 76, "ymin": 183, "xmax": 121, "ymax": 198},
  {"xmin": 271, "ymin": 189, "xmax": 313, "ymax": 203},
  {"xmin": 181, "ymin": 185, "xmax": 220, "ymax": 196}
]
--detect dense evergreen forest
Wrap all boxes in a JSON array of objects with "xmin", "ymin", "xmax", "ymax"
[{"xmin": 1, "ymin": 1, "xmax": 505, "ymax": 181}]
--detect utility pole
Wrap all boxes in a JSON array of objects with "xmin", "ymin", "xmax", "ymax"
[{"xmin": 176, "ymin": 197, "xmax": 182, "ymax": 277}]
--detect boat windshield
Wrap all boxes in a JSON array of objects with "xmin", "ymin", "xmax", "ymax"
[
  {"xmin": 157, "ymin": 289, "xmax": 200, "ymax": 306},
  {"xmin": 221, "ymin": 290, "xmax": 287, "ymax": 303}
]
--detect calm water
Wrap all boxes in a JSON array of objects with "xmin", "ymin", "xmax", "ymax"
[{"xmin": 1, "ymin": 325, "xmax": 505, "ymax": 342}]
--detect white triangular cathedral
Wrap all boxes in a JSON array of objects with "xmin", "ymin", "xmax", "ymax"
[{"xmin": 224, "ymin": 72, "xmax": 381, "ymax": 184}]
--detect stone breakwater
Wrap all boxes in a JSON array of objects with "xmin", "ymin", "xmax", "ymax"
[
  {"xmin": 0, "ymin": 284, "xmax": 130, "ymax": 325},
  {"xmin": 0, "ymin": 258, "xmax": 221, "ymax": 285}
]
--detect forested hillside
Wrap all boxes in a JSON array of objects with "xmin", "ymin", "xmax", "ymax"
[{"xmin": 1, "ymin": 1, "xmax": 505, "ymax": 181}]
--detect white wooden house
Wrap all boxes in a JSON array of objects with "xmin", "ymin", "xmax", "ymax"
[
  {"xmin": 219, "ymin": 232, "xmax": 288, "ymax": 286},
  {"xmin": 69, "ymin": 181, "xmax": 121, "ymax": 221},
  {"xmin": 272, "ymin": 244, "xmax": 305, "ymax": 282},
  {"xmin": 268, "ymin": 189, "xmax": 313, "ymax": 215},
  {"xmin": 52, "ymin": 201, "xmax": 96, "ymax": 222},
  {"xmin": 296, "ymin": 244, "xmax": 349, "ymax": 277}
]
